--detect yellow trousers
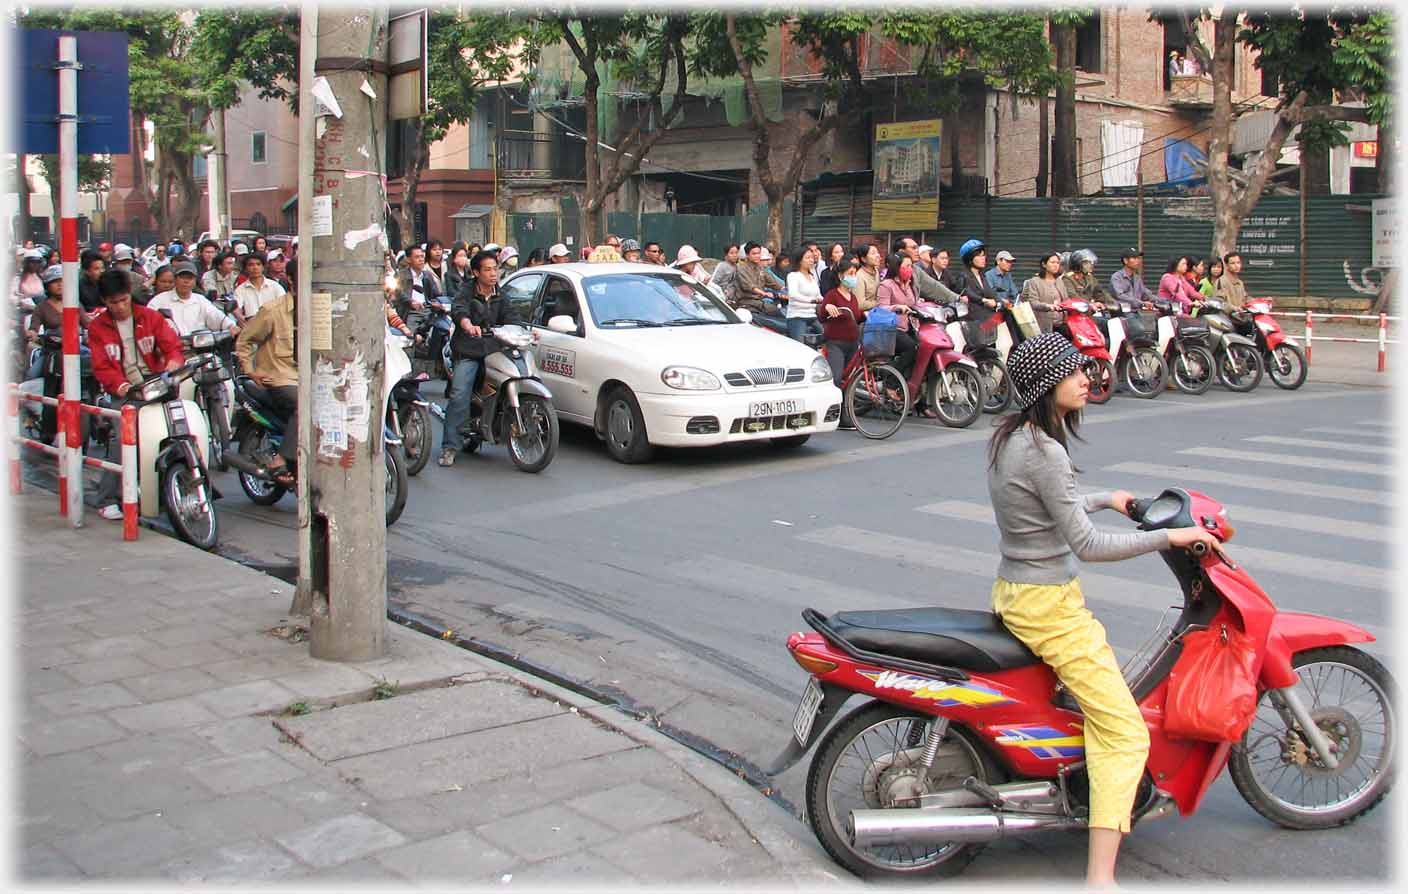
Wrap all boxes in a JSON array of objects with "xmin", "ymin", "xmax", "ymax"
[{"xmin": 992, "ymin": 576, "xmax": 1150, "ymax": 833}]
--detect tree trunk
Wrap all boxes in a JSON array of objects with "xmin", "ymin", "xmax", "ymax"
[
  {"xmin": 1376, "ymin": 110, "xmax": 1395, "ymax": 195},
  {"xmin": 1036, "ymin": 96, "xmax": 1049, "ymax": 198},
  {"xmin": 1301, "ymin": 141, "xmax": 1330, "ymax": 195},
  {"xmin": 1051, "ymin": 23, "xmax": 1078, "ymax": 197},
  {"xmin": 395, "ymin": 119, "xmax": 428, "ymax": 249},
  {"xmin": 765, "ymin": 192, "xmax": 785, "ymax": 253},
  {"xmin": 15, "ymin": 154, "xmax": 32, "ymax": 243},
  {"xmin": 582, "ymin": 74, "xmax": 602, "ymax": 246}
]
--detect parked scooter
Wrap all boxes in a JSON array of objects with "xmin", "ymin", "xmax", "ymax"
[
  {"xmin": 1237, "ymin": 298, "xmax": 1307, "ymax": 390},
  {"xmin": 431, "ymin": 323, "xmax": 559, "ymax": 472},
  {"xmin": 23, "ymin": 332, "xmax": 104, "ymax": 447},
  {"xmin": 384, "ymin": 329, "xmax": 434, "ymax": 476},
  {"xmin": 176, "ymin": 329, "xmax": 237, "ymax": 472},
  {"xmin": 1151, "ymin": 298, "xmax": 1217, "ymax": 394},
  {"xmin": 1190, "ymin": 297, "xmax": 1265, "ymax": 392},
  {"xmin": 1099, "ymin": 298, "xmax": 1168, "ymax": 398},
  {"xmin": 1053, "ymin": 300, "xmax": 1115, "ymax": 403},
  {"xmin": 409, "ymin": 298, "xmax": 454, "ymax": 382},
  {"xmin": 771, "ymin": 486, "xmax": 1394, "ymax": 881}
]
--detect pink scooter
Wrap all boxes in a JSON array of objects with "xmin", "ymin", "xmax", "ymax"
[{"xmin": 908, "ymin": 302, "xmax": 985, "ymax": 429}]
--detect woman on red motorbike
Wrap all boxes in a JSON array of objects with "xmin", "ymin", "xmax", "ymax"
[
  {"xmin": 987, "ymin": 333, "xmax": 1219, "ymax": 887},
  {"xmin": 1158, "ymin": 256, "xmax": 1203, "ymax": 313}
]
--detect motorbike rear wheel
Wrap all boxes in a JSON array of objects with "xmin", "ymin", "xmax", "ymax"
[
  {"xmin": 1267, "ymin": 343, "xmax": 1307, "ymax": 390},
  {"xmin": 1121, "ymin": 347, "xmax": 1168, "ymax": 398},
  {"xmin": 1170, "ymin": 344, "xmax": 1215, "ymax": 394},
  {"xmin": 1085, "ymin": 357, "xmax": 1116, "ymax": 404},
  {"xmin": 385, "ymin": 444, "xmax": 409, "ymax": 526},
  {"xmin": 1228, "ymin": 647, "xmax": 1394, "ymax": 829},
  {"xmin": 162, "ymin": 460, "xmax": 218, "ymax": 550},
  {"xmin": 400, "ymin": 402, "xmax": 433, "ymax": 477},
  {"xmin": 237, "ymin": 428, "xmax": 287, "ymax": 506},
  {"xmin": 977, "ymin": 357, "xmax": 1012, "ymax": 414},
  {"xmin": 506, "ymin": 394, "xmax": 559, "ymax": 474},
  {"xmin": 1217, "ymin": 343, "xmax": 1264, "ymax": 392},
  {"xmin": 806, "ymin": 701, "xmax": 1000, "ymax": 880}
]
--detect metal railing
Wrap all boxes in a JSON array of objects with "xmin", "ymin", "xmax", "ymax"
[
  {"xmin": 1263, "ymin": 308, "xmax": 1398, "ymax": 372},
  {"xmin": 496, "ymin": 130, "xmax": 586, "ymax": 181}
]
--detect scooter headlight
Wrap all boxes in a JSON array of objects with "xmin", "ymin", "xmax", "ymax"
[
  {"xmin": 661, "ymin": 366, "xmax": 721, "ymax": 391},
  {"xmin": 1256, "ymin": 319, "xmax": 1278, "ymax": 334},
  {"xmin": 1070, "ymin": 301, "xmax": 1090, "ymax": 314},
  {"xmin": 809, "ymin": 356, "xmax": 831, "ymax": 383},
  {"xmin": 139, "ymin": 377, "xmax": 170, "ymax": 401},
  {"xmin": 191, "ymin": 331, "xmax": 216, "ymax": 349}
]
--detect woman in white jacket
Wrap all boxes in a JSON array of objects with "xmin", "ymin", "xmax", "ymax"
[{"xmin": 784, "ymin": 244, "xmax": 823, "ymax": 343}]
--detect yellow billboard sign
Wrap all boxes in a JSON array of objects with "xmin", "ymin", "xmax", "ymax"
[{"xmin": 872, "ymin": 119, "xmax": 941, "ymax": 231}]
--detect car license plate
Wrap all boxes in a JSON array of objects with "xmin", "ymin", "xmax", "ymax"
[
  {"xmin": 749, "ymin": 399, "xmax": 801, "ymax": 417},
  {"xmin": 792, "ymin": 677, "xmax": 824, "ymax": 746}
]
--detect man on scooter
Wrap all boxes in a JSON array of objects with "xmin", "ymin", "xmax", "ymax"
[
  {"xmin": 88, "ymin": 270, "xmax": 186, "ymax": 520},
  {"xmin": 894, "ymin": 236, "xmax": 961, "ymax": 304},
  {"xmin": 234, "ymin": 263, "xmax": 298, "ymax": 488},
  {"xmin": 439, "ymin": 250, "xmax": 521, "ymax": 467}
]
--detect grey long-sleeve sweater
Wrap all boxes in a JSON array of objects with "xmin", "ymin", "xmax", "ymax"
[{"xmin": 988, "ymin": 425, "xmax": 1169, "ymax": 585}]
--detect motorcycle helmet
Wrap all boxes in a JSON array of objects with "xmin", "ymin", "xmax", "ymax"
[
  {"xmin": 166, "ymin": 242, "xmax": 183, "ymax": 258},
  {"xmin": 98, "ymin": 241, "xmax": 113, "ymax": 252},
  {"xmin": 41, "ymin": 264, "xmax": 64, "ymax": 285},
  {"xmin": 112, "ymin": 244, "xmax": 136, "ymax": 262},
  {"xmin": 22, "ymin": 248, "xmax": 44, "ymax": 263},
  {"xmin": 959, "ymin": 238, "xmax": 985, "ymax": 266},
  {"xmin": 1069, "ymin": 248, "xmax": 1098, "ymax": 272}
]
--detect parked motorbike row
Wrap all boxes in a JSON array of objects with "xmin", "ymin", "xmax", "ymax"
[{"xmin": 748, "ymin": 294, "xmax": 1307, "ymax": 438}]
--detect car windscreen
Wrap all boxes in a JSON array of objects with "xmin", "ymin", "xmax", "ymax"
[{"xmin": 582, "ymin": 273, "xmax": 738, "ymax": 328}]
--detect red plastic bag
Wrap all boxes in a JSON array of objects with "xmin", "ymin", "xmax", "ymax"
[{"xmin": 1163, "ymin": 623, "xmax": 1259, "ymax": 742}]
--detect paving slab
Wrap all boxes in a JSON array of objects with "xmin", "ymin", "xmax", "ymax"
[
  {"xmin": 35, "ymin": 682, "xmax": 143, "ymax": 715},
  {"xmin": 20, "ymin": 713, "xmax": 130, "ymax": 756},
  {"xmin": 274, "ymin": 812, "xmax": 408, "ymax": 869},
  {"xmin": 158, "ymin": 838, "xmax": 301, "ymax": 883},
  {"xmin": 184, "ymin": 748, "xmax": 308, "ymax": 795},
  {"xmin": 372, "ymin": 829, "xmax": 519, "ymax": 881},
  {"xmin": 475, "ymin": 803, "xmax": 618, "ymax": 861},
  {"xmin": 193, "ymin": 679, "xmax": 300, "ymax": 719},
  {"xmin": 276, "ymin": 677, "xmax": 564, "ymax": 760},
  {"xmin": 107, "ymin": 695, "xmax": 223, "ymax": 732}
]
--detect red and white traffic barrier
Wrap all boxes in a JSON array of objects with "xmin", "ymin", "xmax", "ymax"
[
  {"xmin": 58, "ymin": 34, "xmax": 84, "ymax": 524},
  {"xmin": 1264, "ymin": 309, "xmax": 1397, "ymax": 373},
  {"xmin": 9, "ymin": 385, "xmax": 140, "ymax": 540}
]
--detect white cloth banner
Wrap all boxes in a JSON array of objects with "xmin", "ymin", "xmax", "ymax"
[{"xmin": 1101, "ymin": 120, "xmax": 1145, "ymax": 188}]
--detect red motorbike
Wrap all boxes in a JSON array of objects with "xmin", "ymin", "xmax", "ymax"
[
  {"xmin": 771, "ymin": 487, "xmax": 1394, "ymax": 881},
  {"xmin": 908, "ymin": 302, "xmax": 986, "ymax": 429},
  {"xmin": 1054, "ymin": 299, "xmax": 1115, "ymax": 403},
  {"xmin": 1238, "ymin": 298, "xmax": 1308, "ymax": 390}
]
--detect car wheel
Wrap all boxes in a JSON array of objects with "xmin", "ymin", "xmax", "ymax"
[{"xmin": 602, "ymin": 387, "xmax": 654, "ymax": 464}]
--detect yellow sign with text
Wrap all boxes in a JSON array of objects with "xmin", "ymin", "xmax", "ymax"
[{"xmin": 872, "ymin": 119, "xmax": 941, "ymax": 231}]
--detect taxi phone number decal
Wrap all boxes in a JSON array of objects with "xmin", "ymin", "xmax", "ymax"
[{"xmin": 541, "ymin": 347, "xmax": 576, "ymax": 378}]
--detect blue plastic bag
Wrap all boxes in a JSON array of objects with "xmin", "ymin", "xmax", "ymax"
[{"xmin": 862, "ymin": 306, "xmax": 899, "ymax": 358}]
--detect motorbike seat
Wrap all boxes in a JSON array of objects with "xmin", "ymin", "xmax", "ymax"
[
  {"xmin": 829, "ymin": 607, "xmax": 1040, "ymax": 672},
  {"xmin": 236, "ymin": 376, "xmax": 288, "ymax": 421}
]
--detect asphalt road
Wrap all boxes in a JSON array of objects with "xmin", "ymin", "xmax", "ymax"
[{"xmin": 207, "ymin": 377, "xmax": 1395, "ymax": 884}]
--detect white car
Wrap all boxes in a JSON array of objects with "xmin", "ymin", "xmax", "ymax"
[{"xmin": 499, "ymin": 262, "xmax": 842, "ymax": 463}]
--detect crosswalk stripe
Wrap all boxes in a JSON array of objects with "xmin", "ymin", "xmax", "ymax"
[
  {"xmin": 1105, "ymin": 462, "xmax": 1389, "ymax": 506},
  {"xmin": 663, "ymin": 557, "xmax": 930, "ymax": 614},
  {"xmin": 916, "ymin": 500, "xmax": 1387, "ymax": 591},
  {"xmin": 1073, "ymin": 491, "xmax": 1390, "ymax": 544},
  {"xmin": 1304, "ymin": 426, "xmax": 1393, "ymax": 439},
  {"xmin": 1179, "ymin": 447, "xmax": 1386, "ymax": 477},
  {"xmin": 1353, "ymin": 420, "xmax": 1393, "ymax": 428},
  {"xmin": 1245, "ymin": 435, "xmax": 1393, "ymax": 456},
  {"xmin": 804, "ymin": 523, "xmax": 1390, "ymax": 649}
]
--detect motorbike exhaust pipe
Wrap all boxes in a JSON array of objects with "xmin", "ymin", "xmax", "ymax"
[
  {"xmin": 222, "ymin": 452, "xmax": 273, "ymax": 481},
  {"xmin": 848, "ymin": 807, "xmax": 1080, "ymax": 849}
]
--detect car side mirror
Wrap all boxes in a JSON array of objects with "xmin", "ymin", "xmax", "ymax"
[
  {"xmin": 733, "ymin": 307, "xmax": 753, "ymax": 324},
  {"xmin": 546, "ymin": 315, "xmax": 577, "ymax": 334}
]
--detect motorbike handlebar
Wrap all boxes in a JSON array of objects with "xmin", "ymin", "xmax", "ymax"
[{"xmin": 1190, "ymin": 541, "xmax": 1209, "ymax": 557}]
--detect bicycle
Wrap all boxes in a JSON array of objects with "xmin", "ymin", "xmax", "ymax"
[{"xmin": 819, "ymin": 307, "xmax": 910, "ymax": 440}]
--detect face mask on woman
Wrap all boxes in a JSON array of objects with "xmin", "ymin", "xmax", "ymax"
[
  {"xmin": 897, "ymin": 266, "xmax": 913, "ymax": 283},
  {"xmin": 841, "ymin": 274, "xmax": 858, "ymax": 291}
]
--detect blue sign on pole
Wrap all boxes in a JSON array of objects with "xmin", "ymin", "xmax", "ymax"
[{"xmin": 18, "ymin": 29, "xmax": 131, "ymax": 155}]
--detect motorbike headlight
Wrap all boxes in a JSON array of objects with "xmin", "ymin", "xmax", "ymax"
[
  {"xmin": 1076, "ymin": 333, "xmax": 1100, "ymax": 347},
  {"xmin": 139, "ymin": 377, "xmax": 170, "ymax": 401},
  {"xmin": 661, "ymin": 366, "xmax": 721, "ymax": 391},
  {"xmin": 191, "ymin": 331, "xmax": 216, "ymax": 349},
  {"xmin": 1256, "ymin": 319, "xmax": 1277, "ymax": 334},
  {"xmin": 809, "ymin": 356, "xmax": 831, "ymax": 383},
  {"xmin": 1071, "ymin": 301, "xmax": 1089, "ymax": 314}
]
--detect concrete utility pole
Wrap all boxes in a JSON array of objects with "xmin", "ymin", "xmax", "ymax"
[
  {"xmin": 208, "ymin": 108, "xmax": 230, "ymax": 241},
  {"xmin": 296, "ymin": 1, "xmax": 390, "ymax": 661}
]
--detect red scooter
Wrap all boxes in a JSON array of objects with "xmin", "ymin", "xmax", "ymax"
[
  {"xmin": 908, "ymin": 302, "xmax": 986, "ymax": 428},
  {"xmin": 1054, "ymin": 299, "xmax": 1115, "ymax": 403},
  {"xmin": 771, "ymin": 487, "xmax": 1393, "ymax": 881},
  {"xmin": 1237, "ymin": 298, "xmax": 1308, "ymax": 390}
]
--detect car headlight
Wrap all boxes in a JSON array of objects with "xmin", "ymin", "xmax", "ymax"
[
  {"xmin": 809, "ymin": 356, "xmax": 831, "ymax": 383},
  {"xmin": 140, "ymin": 377, "xmax": 170, "ymax": 401},
  {"xmin": 661, "ymin": 366, "xmax": 720, "ymax": 390}
]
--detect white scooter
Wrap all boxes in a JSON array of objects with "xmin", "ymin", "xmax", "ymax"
[
  {"xmin": 176, "ymin": 329, "xmax": 237, "ymax": 472},
  {"xmin": 129, "ymin": 353, "xmax": 220, "ymax": 549}
]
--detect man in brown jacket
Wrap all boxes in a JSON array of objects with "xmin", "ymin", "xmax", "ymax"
[
  {"xmin": 732, "ymin": 242, "xmax": 770, "ymax": 313},
  {"xmin": 1214, "ymin": 251, "xmax": 1249, "ymax": 310},
  {"xmin": 235, "ymin": 280, "xmax": 297, "ymax": 485}
]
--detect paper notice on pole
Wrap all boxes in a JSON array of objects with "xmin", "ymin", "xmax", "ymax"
[
  {"xmin": 311, "ymin": 195, "xmax": 333, "ymax": 237},
  {"xmin": 310, "ymin": 291, "xmax": 333, "ymax": 350}
]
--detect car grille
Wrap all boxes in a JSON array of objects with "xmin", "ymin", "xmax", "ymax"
[
  {"xmin": 729, "ymin": 412, "xmax": 815, "ymax": 434},
  {"xmin": 725, "ymin": 367, "xmax": 805, "ymax": 387}
]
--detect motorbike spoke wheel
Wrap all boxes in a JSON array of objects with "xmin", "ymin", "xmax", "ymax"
[
  {"xmin": 806, "ymin": 701, "xmax": 995, "ymax": 879},
  {"xmin": 1171, "ymin": 344, "xmax": 1215, "ymax": 394},
  {"xmin": 1122, "ymin": 348, "xmax": 1168, "ymax": 398},
  {"xmin": 926, "ymin": 364, "xmax": 985, "ymax": 429},
  {"xmin": 978, "ymin": 358, "xmax": 1012, "ymax": 414},
  {"xmin": 844, "ymin": 363, "xmax": 908, "ymax": 439},
  {"xmin": 506, "ymin": 395, "xmax": 559, "ymax": 473},
  {"xmin": 237, "ymin": 429, "xmax": 287, "ymax": 505},
  {"xmin": 1229, "ymin": 647, "xmax": 1394, "ymax": 829},
  {"xmin": 1218, "ymin": 343, "xmax": 1264, "ymax": 392},
  {"xmin": 384, "ymin": 445, "xmax": 409, "ymax": 526},
  {"xmin": 400, "ymin": 403, "xmax": 434, "ymax": 477},
  {"xmin": 1085, "ymin": 358, "xmax": 1116, "ymax": 403},
  {"xmin": 1268, "ymin": 343, "xmax": 1308, "ymax": 390},
  {"xmin": 161, "ymin": 461, "xmax": 218, "ymax": 550}
]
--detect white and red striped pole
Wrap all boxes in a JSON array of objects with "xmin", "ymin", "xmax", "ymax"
[
  {"xmin": 1378, "ymin": 312, "xmax": 1387, "ymax": 373},
  {"xmin": 8, "ymin": 386, "xmax": 21, "ymax": 495},
  {"xmin": 58, "ymin": 34, "xmax": 84, "ymax": 526},
  {"xmin": 56, "ymin": 395, "xmax": 67, "ymax": 515},
  {"xmin": 1304, "ymin": 310, "xmax": 1313, "ymax": 364},
  {"xmin": 120, "ymin": 403, "xmax": 138, "ymax": 540}
]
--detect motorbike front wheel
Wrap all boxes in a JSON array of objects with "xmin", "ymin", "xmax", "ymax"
[
  {"xmin": 926, "ymin": 364, "xmax": 985, "ymax": 429},
  {"xmin": 1228, "ymin": 646, "xmax": 1394, "ymax": 829},
  {"xmin": 237, "ymin": 428, "xmax": 287, "ymax": 506},
  {"xmin": 385, "ymin": 445, "xmax": 409, "ymax": 526},
  {"xmin": 806, "ymin": 700, "xmax": 1000, "ymax": 880},
  {"xmin": 1218, "ymin": 343, "xmax": 1265, "ymax": 392},
  {"xmin": 1085, "ymin": 357, "xmax": 1116, "ymax": 404},
  {"xmin": 206, "ymin": 391, "xmax": 231, "ymax": 472},
  {"xmin": 1267, "ymin": 343, "xmax": 1308, "ymax": 390},
  {"xmin": 399, "ymin": 402, "xmax": 434, "ymax": 477},
  {"xmin": 506, "ymin": 394, "xmax": 559, "ymax": 474},
  {"xmin": 162, "ymin": 460, "xmax": 219, "ymax": 550},
  {"xmin": 1121, "ymin": 347, "xmax": 1168, "ymax": 398},
  {"xmin": 1171, "ymin": 344, "xmax": 1216, "ymax": 394}
]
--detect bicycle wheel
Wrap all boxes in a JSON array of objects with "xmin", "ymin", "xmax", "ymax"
[{"xmin": 844, "ymin": 362, "xmax": 908, "ymax": 440}]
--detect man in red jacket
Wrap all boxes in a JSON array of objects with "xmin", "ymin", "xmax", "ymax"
[{"xmin": 88, "ymin": 270, "xmax": 185, "ymax": 518}]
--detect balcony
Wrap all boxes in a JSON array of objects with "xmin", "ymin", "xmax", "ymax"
[
  {"xmin": 1168, "ymin": 74, "xmax": 1214, "ymax": 110},
  {"xmin": 496, "ymin": 130, "xmax": 586, "ymax": 182}
]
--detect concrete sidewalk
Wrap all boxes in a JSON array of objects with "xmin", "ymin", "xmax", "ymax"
[{"xmin": 12, "ymin": 490, "xmax": 848, "ymax": 888}]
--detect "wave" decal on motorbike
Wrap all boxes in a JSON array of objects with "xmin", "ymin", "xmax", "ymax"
[
  {"xmin": 994, "ymin": 725, "xmax": 1085, "ymax": 759},
  {"xmin": 857, "ymin": 670, "xmax": 1013, "ymax": 706}
]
